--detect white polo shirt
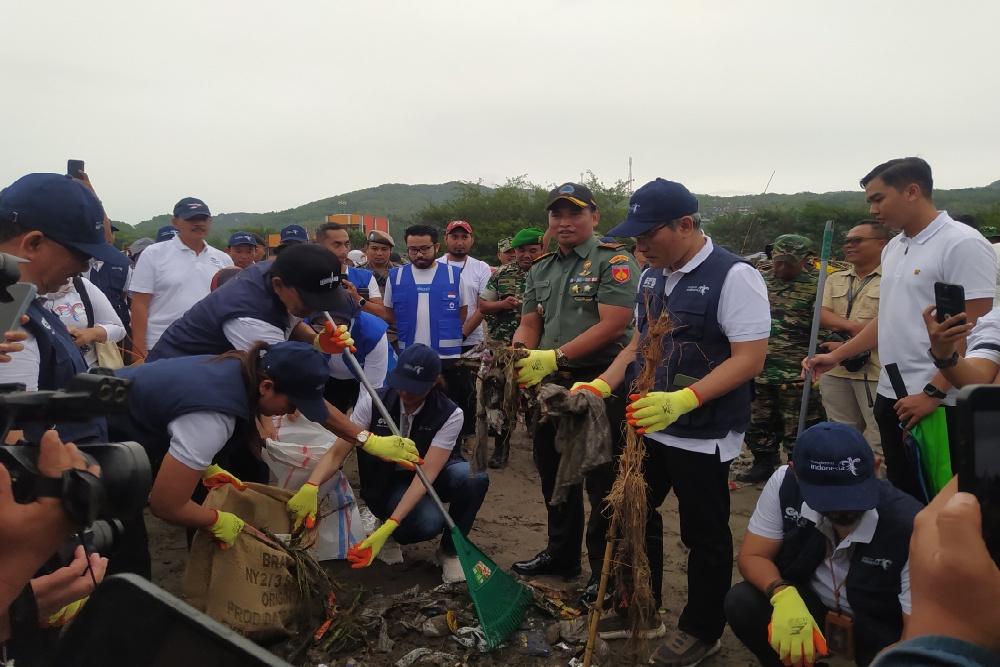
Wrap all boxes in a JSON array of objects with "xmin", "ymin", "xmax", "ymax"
[
  {"xmin": 439, "ymin": 255, "xmax": 492, "ymax": 347},
  {"xmin": 875, "ymin": 212, "xmax": 996, "ymax": 402},
  {"xmin": 129, "ymin": 236, "xmax": 233, "ymax": 349},
  {"xmin": 642, "ymin": 237, "xmax": 771, "ymax": 461}
]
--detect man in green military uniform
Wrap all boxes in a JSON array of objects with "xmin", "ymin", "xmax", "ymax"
[
  {"xmin": 466, "ymin": 227, "xmax": 545, "ymax": 467},
  {"xmin": 508, "ymin": 183, "xmax": 640, "ymax": 606},
  {"xmin": 496, "ymin": 236, "xmax": 516, "ymax": 266},
  {"xmin": 738, "ymin": 234, "xmax": 826, "ymax": 483}
]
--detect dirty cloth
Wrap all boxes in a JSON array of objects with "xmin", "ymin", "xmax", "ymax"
[{"xmin": 537, "ymin": 384, "xmax": 612, "ymax": 504}]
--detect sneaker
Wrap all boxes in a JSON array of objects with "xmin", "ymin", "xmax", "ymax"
[
  {"xmin": 648, "ymin": 630, "xmax": 721, "ymax": 667},
  {"xmin": 597, "ymin": 609, "xmax": 666, "ymax": 640},
  {"xmin": 434, "ymin": 547, "xmax": 465, "ymax": 584},
  {"xmin": 377, "ymin": 536, "xmax": 404, "ymax": 565},
  {"xmin": 580, "ymin": 574, "xmax": 613, "ymax": 608}
]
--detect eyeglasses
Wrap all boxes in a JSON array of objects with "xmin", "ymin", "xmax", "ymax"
[
  {"xmin": 406, "ymin": 245, "xmax": 435, "ymax": 255},
  {"xmin": 635, "ymin": 223, "xmax": 669, "ymax": 242},
  {"xmin": 843, "ymin": 236, "xmax": 876, "ymax": 247}
]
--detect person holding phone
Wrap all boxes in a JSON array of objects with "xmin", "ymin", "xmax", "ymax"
[
  {"xmin": 0, "ymin": 173, "xmax": 126, "ymax": 443},
  {"xmin": 922, "ymin": 302, "xmax": 1000, "ymax": 389},
  {"xmin": 804, "ymin": 158, "xmax": 996, "ymax": 501}
]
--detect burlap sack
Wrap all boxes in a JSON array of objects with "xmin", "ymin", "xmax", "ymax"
[{"xmin": 182, "ymin": 482, "xmax": 302, "ymax": 641}]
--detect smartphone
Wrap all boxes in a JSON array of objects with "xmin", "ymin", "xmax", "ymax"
[
  {"xmin": 0, "ymin": 283, "xmax": 37, "ymax": 332},
  {"xmin": 67, "ymin": 159, "xmax": 85, "ymax": 179},
  {"xmin": 956, "ymin": 384, "xmax": 1000, "ymax": 564},
  {"xmin": 935, "ymin": 282, "xmax": 966, "ymax": 325}
]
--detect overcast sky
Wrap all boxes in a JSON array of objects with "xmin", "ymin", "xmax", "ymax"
[{"xmin": 3, "ymin": 1, "xmax": 998, "ymax": 223}]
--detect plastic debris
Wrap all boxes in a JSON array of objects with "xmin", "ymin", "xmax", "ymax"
[{"xmin": 395, "ymin": 647, "xmax": 458, "ymax": 667}]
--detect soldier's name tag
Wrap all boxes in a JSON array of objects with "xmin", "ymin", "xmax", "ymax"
[
  {"xmin": 533, "ymin": 280, "xmax": 549, "ymax": 288},
  {"xmin": 824, "ymin": 611, "xmax": 854, "ymax": 660}
]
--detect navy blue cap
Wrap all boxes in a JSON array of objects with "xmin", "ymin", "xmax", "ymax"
[
  {"xmin": 272, "ymin": 243, "xmax": 350, "ymax": 313},
  {"xmin": 258, "ymin": 341, "xmax": 330, "ymax": 423},
  {"xmin": 606, "ymin": 178, "xmax": 699, "ymax": 237},
  {"xmin": 172, "ymin": 197, "xmax": 211, "ymax": 220},
  {"xmin": 546, "ymin": 183, "xmax": 597, "ymax": 210},
  {"xmin": 280, "ymin": 224, "xmax": 308, "ymax": 244},
  {"xmin": 156, "ymin": 225, "xmax": 179, "ymax": 243},
  {"xmin": 387, "ymin": 343, "xmax": 441, "ymax": 394},
  {"xmin": 599, "ymin": 236, "xmax": 617, "ymax": 244},
  {"xmin": 0, "ymin": 173, "xmax": 122, "ymax": 263},
  {"xmin": 227, "ymin": 231, "xmax": 257, "ymax": 248},
  {"xmin": 792, "ymin": 422, "xmax": 879, "ymax": 513}
]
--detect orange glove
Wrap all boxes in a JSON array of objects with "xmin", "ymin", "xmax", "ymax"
[
  {"xmin": 314, "ymin": 321, "xmax": 356, "ymax": 354},
  {"xmin": 347, "ymin": 519, "xmax": 398, "ymax": 568},
  {"xmin": 201, "ymin": 464, "xmax": 248, "ymax": 490}
]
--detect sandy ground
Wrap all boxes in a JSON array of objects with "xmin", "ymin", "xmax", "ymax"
[{"xmin": 148, "ymin": 428, "xmax": 850, "ymax": 666}]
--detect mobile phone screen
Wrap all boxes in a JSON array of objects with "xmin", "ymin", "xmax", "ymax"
[{"xmin": 971, "ymin": 410, "xmax": 1000, "ymax": 563}]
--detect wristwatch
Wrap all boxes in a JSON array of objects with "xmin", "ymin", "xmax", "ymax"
[
  {"xmin": 928, "ymin": 347, "xmax": 959, "ymax": 368},
  {"xmin": 355, "ymin": 429, "xmax": 371, "ymax": 445},
  {"xmin": 359, "ymin": 298, "xmax": 368, "ymax": 308},
  {"xmin": 923, "ymin": 383, "xmax": 947, "ymax": 400},
  {"xmin": 554, "ymin": 348, "xmax": 570, "ymax": 369}
]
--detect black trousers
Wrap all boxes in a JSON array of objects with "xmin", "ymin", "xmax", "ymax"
[
  {"xmin": 873, "ymin": 393, "xmax": 958, "ymax": 503},
  {"xmin": 642, "ymin": 441, "xmax": 732, "ymax": 641},
  {"xmin": 441, "ymin": 347, "xmax": 479, "ymax": 439},
  {"xmin": 725, "ymin": 581, "xmax": 886, "ymax": 666},
  {"xmin": 324, "ymin": 375, "xmax": 361, "ymax": 415},
  {"xmin": 530, "ymin": 368, "xmax": 626, "ymax": 575}
]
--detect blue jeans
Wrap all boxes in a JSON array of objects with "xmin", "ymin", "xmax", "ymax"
[{"xmin": 379, "ymin": 461, "xmax": 489, "ymax": 554}]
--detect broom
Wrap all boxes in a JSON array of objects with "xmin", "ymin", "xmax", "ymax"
[{"xmin": 334, "ymin": 331, "xmax": 531, "ymax": 650}]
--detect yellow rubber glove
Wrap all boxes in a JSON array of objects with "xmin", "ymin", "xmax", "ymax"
[
  {"xmin": 287, "ymin": 482, "xmax": 319, "ymax": 530},
  {"xmin": 768, "ymin": 586, "xmax": 828, "ymax": 666},
  {"xmin": 202, "ymin": 464, "xmax": 248, "ymax": 491},
  {"xmin": 361, "ymin": 434, "xmax": 423, "ymax": 470},
  {"xmin": 626, "ymin": 388, "xmax": 701, "ymax": 434},
  {"xmin": 515, "ymin": 349, "xmax": 558, "ymax": 387},
  {"xmin": 314, "ymin": 321, "xmax": 356, "ymax": 354},
  {"xmin": 346, "ymin": 518, "xmax": 399, "ymax": 568},
  {"xmin": 570, "ymin": 378, "xmax": 612, "ymax": 399},
  {"xmin": 42, "ymin": 597, "xmax": 87, "ymax": 628},
  {"xmin": 208, "ymin": 510, "xmax": 245, "ymax": 550}
]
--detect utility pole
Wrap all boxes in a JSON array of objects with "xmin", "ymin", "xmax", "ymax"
[{"xmin": 627, "ymin": 157, "xmax": 633, "ymax": 195}]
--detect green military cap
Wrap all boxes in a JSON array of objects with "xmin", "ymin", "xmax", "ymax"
[
  {"xmin": 981, "ymin": 226, "xmax": 999, "ymax": 239},
  {"xmin": 511, "ymin": 228, "xmax": 545, "ymax": 248},
  {"xmin": 497, "ymin": 237, "xmax": 513, "ymax": 252},
  {"xmin": 772, "ymin": 234, "xmax": 814, "ymax": 262}
]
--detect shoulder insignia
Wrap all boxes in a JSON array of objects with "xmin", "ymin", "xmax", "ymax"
[
  {"xmin": 609, "ymin": 254, "xmax": 630, "ymax": 264},
  {"xmin": 598, "ymin": 242, "xmax": 626, "ymax": 250},
  {"xmin": 532, "ymin": 252, "xmax": 553, "ymax": 263}
]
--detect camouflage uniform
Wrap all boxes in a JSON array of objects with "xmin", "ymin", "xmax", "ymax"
[
  {"xmin": 480, "ymin": 262, "xmax": 529, "ymax": 345},
  {"xmin": 745, "ymin": 236, "xmax": 826, "ymax": 461}
]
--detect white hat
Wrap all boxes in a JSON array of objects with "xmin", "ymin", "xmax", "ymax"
[{"xmin": 347, "ymin": 249, "xmax": 365, "ymax": 263}]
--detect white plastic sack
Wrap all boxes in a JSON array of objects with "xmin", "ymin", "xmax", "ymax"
[{"xmin": 262, "ymin": 415, "xmax": 366, "ymax": 561}]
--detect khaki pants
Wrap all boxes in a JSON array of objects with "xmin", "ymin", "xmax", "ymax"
[{"xmin": 819, "ymin": 374, "xmax": 882, "ymax": 456}]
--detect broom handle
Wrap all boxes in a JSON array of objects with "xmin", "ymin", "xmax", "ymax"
[
  {"xmin": 582, "ymin": 513, "xmax": 618, "ymax": 667},
  {"xmin": 331, "ymin": 322, "xmax": 458, "ymax": 532}
]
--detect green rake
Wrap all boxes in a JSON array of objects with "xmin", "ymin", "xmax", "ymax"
[{"xmin": 337, "ymin": 337, "xmax": 531, "ymax": 649}]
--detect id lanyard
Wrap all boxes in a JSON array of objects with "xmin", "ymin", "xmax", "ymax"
[
  {"xmin": 844, "ymin": 274, "xmax": 875, "ymax": 320},
  {"xmin": 826, "ymin": 538, "xmax": 849, "ymax": 614}
]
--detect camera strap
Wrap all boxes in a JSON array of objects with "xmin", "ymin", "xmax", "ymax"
[
  {"xmin": 844, "ymin": 274, "xmax": 875, "ymax": 320},
  {"xmin": 72, "ymin": 276, "xmax": 96, "ymax": 329}
]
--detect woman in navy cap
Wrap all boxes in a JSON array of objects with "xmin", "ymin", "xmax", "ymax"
[
  {"xmin": 105, "ymin": 340, "xmax": 421, "ymax": 578},
  {"xmin": 287, "ymin": 343, "xmax": 489, "ymax": 584}
]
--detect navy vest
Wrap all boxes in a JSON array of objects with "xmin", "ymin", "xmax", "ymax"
[
  {"xmin": 109, "ymin": 356, "xmax": 251, "ymax": 473},
  {"xmin": 627, "ymin": 245, "xmax": 753, "ymax": 438},
  {"xmin": 347, "ymin": 266, "xmax": 373, "ymax": 301},
  {"xmin": 148, "ymin": 260, "xmax": 287, "ymax": 361},
  {"xmin": 357, "ymin": 387, "xmax": 461, "ymax": 514},
  {"xmin": 21, "ymin": 300, "xmax": 107, "ymax": 443},
  {"xmin": 775, "ymin": 473, "xmax": 921, "ymax": 653},
  {"xmin": 389, "ymin": 263, "xmax": 463, "ymax": 356},
  {"xmin": 89, "ymin": 253, "xmax": 132, "ymax": 332}
]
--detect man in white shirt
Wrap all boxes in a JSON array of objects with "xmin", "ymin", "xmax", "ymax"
[
  {"xmin": 129, "ymin": 197, "xmax": 232, "ymax": 356},
  {"xmin": 806, "ymin": 158, "xmax": 997, "ymax": 500},
  {"xmin": 315, "ymin": 222, "xmax": 387, "ymax": 319}
]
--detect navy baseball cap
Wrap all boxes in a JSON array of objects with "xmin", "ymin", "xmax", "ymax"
[
  {"xmin": 156, "ymin": 225, "xmax": 179, "ymax": 243},
  {"xmin": 387, "ymin": 343, "xmax": 441, "ymax": 394},
  {"xmin": 606, "ymin": 178, "xmax": 699, "ymax": 238},
  {"xmin": 258, "ymin": 341, "xmax": 330, "ymax": 423},
  {"xmin": 271, "ymin": 243, "xmax": 351, "ymax": 313},
  {"xmin": 280, "ymin": 224, "xmax": 308, "ymax": 244},
  {"xmin": 0, "ymin": 173, "xmax": 122, "ymax": 263},
  {"xmin": 792, "ymin": 422, "xmax": 879, "ymax": 513},
  {"xmin": 546, "ymin": 182, "xmax": 597, "ymax": 210},
  {"xmin": 173, "ymin": 197, "xmax": 211, "ymax": 220},
  {"xmin": 227, "ymin": 231, "xmax": 257, "ymax": 248}
]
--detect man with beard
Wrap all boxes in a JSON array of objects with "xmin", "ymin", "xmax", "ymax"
[
  {"xmin": 726, "ymin": 422, "xmax": 922, "ymax": 667},
  {"xmin": 129, "ymin": 197, "xmax": 232, "ymax": 357}
]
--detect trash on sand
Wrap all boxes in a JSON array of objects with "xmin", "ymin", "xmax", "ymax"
[
  {"xmin": 450, "ymin": 625, "xmax": 490, "ymax": 653},
  {"xmin": 515, "ymin": 627, "xmax": 552, "ymax": 656},
  {"xmin": 395, "ymin": 647, "xmax": 459, "ymax": 667}
]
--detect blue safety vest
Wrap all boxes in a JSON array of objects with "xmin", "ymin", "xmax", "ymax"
[
  {"xmin": 347, "ymin": 266, "xmax": 374, "ymax": 301},
  {"xmin": 21, "ymin": 300, "xmax": 107, "ymax": 443},
  {"xmin": 148, "ymin": 261, "xmax": 288, "ymax": 361},
  {"xmin": 390, "ymin": 263, "xmax": 463, "ymax": 356},
  {"xmin": 776, "ymin": 473, "xmax": 921, "ymax": 653},
  {"xmin": 627, "ymin": 245, "xmax": 753, "ymax": 439},
  {"xmin": 343, "ymin": 311, "xmax": 389, "ymax": 381}
]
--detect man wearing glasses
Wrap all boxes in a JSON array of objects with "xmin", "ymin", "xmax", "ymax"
[
  {"xmin": 383, "ymin": 224, "xmax": 474, "ymax": 369},
  {"xmin": 815, "ymin": 221, "xmax": 890, "ymax": 454},
  {"xmin": 129, "ymin": 197, "xmax": 232, "ymax": 357}
]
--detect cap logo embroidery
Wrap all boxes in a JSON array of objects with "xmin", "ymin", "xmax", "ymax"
[
  {"xmin": 629, "ymin": 203, "xmax": 640, "ymax": 212},
  {"xmin": 559, "ymin": 185, "xmax": 575, "ymax": 194},
  {"xmin": 319, "ymin": 272, "xmax": 338, "ymax": 286},
  {"xmin": 810, "ymin": 457, "xmax": 862, "ymax": 475},
  {"xmin": 403, "ymin": 364, "xmax": 424, "ymax": 374}
]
